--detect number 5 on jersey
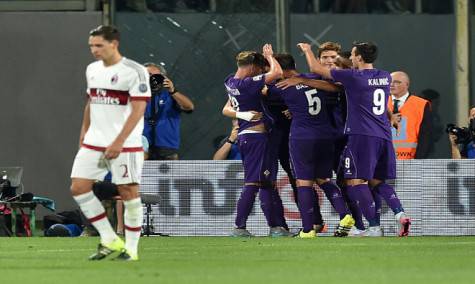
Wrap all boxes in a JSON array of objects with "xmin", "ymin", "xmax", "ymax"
[{"xmin": 305, "ymin": 89, "xmax": 321, "ymax": 116}]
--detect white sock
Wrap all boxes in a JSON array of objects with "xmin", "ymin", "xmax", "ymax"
[
  {"xmin": 73, "ymin": 191, "xmax": 117, "ymax": 244},
  {"xmin": 124, "ymin": 198, "xmax": 143, "ymax": 257},
  {"xmin": 395, "ymin": 211, "xmax": 406, "ymax": 221}
]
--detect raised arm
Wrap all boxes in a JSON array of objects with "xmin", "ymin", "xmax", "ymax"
[
  {"xmin": 276, "ymin": 77, "xmax": 342, "ymax": 92},
  {"xmin": 262, "ymin": 44, "xmax": 283, "ymax": 84},
  {"xmin": 297, "ymin": 43, "xmax": 332, "ymax": 79},
  {"xmin": 163, "ymin": 76, "xmax": 194, "ymax": 111}
]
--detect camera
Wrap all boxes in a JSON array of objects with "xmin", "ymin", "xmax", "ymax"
[
  {"xmin": 446, "ymin": 119, "xmax": 475, "ymax": 145},
  {"xmin": 0, "ymin": 172, "xmax": 16, "ymax": 200},
  {"xmin": 150, "ymin": 74, "xmax": 165, "ymax": 92}
]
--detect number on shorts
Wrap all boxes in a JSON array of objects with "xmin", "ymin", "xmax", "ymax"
[
  {"xmin": 229, "ymin": 96, "xmax": 240, "ymax": 111},
  {"xmin": 344, "ymin": 157, "xmax": 351, "ymax": 169},
  {"xmin": 305, "ymin": 89, "xmax": 321, "ymax": 116},
  {"xmin": 120, "ymin": 164, "xmax": 129, "ymax": 178},
  {"xmin": 372, "ymin": 89, "xmax": 385, "ymax": 115}
]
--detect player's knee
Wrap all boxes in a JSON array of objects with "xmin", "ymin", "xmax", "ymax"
[
  {"xmin": 296, "ymin": 179, "xmax": 313, "ymax": 187},
  {"xmin": 369, "ymin": 179, "xmax": 383, "ymax": 188},
  {"xmin": 70, "ymin": 181, "xmax": 92, "ymax": 196},
  {"xmin": 345, "ymin": 179, "xmax": 367, "ymax": 186},
  {"xmin": 316, "ymin": 178, "xmax": 331, "ymax": 186}
]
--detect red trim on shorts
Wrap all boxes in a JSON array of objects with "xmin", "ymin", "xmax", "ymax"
[
  {"xmin": 88, "ymin": 212, "xmax": 107, "ymax": 223},
  {"xmin": 82, "ymin": 143, "xmax": 143, "ymax": 152},
  {"xmin": 130, "ymin": 96, "xmax": 151, "ymax": 102},
  {"xmin": 125, "ymin": 225, "xmax": 142, "ymax": 232}
]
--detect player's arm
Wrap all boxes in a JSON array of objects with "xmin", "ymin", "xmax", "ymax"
[
  {"xmin": 79, "ymin": 98, "xmax": 91, "ymax": 148},
  {"xmin": 276, "ymin": 77, "xmax": 342, "ymax": 92},
  {"xmin": 262, "ymin": 44, "xmax": 283, "ymax": 84},
  {"xmin": 163, "ymin": 76, "xmax": 194, "ymax": 111},
  {"xmin": 297, "ymin": 43, "xmax": 332, "ymax": 79},
  {"xmin": 213, "ymin": 126, "xmax": 239, "ymax": 160},
  {"xmin": 222, "ymin": 98, "xmax": 262, "ymax": 121},
  {"xmin": 105, "ymin": 100, "xmax": 147, "ymax": 159}
]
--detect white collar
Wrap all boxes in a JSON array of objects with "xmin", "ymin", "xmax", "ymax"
[{"xmin": 392, "ymin": 92, "xmax": 410, "ymax": 104}]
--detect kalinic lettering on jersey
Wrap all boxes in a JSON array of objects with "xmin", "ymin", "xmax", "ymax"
[{"xmin": 330, "ymin": 68, "xmax": 392, "ymax": 141}]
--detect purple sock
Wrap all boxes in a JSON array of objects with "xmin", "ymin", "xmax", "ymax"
[
  {"xmin": 271, "ymin": 189, "xmax": 289, "ymax": 229},
  {"xmin": 347, "ymin": 184, "xmax": 378, "ymax": 227},
  {"xmin": 374, "ymin": 183, "xmax": 404, "ymax": 214},
  {"xmin": 341, "ymin": 185, "xmax": 365, "ymax": 230},
  {"xmin": 235, "ymin": 185, "xmax": 259, "ymax": 228},
  {"xmin": 313, "ymin": 187, "xmax": 324, "ymax": 226},
  {"xmin": 320, "ymin": 182, "xmax": 350, "ymax": 219},
  {"xmin": 297, "ymin": 186, "xmax": 315, "ymax": 233},
  {"xmin": 371, "ymin": 189, "xmax": 382, "ymax": 226},
  {"xmin": 259, "ymin": 187, "xmax": 275, "ymax": 227}
]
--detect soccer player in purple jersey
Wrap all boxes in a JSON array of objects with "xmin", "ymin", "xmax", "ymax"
[
  {"xmin": 222, "ymin": 44, "xmax": 289, "ymax": 237},
  {"xmin": 298, "ymin": 41, "xmax": 411, "ymax": 237},
  {"xmin": 270, "ymin": 53, "xmax": 355, "ymax": 238}
]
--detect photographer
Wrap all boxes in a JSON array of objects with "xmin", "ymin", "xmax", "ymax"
[
  {"xmin": 143, "ymin": 63, "xmax": 194, "ymax": 160},
  {"xmin": 448, "ymin": 107, "xmax": 475, "ymax": 159}
]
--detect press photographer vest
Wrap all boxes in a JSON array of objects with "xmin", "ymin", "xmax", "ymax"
[{"xmin": 388, "ymin": 95, "xmax": 429, "ymax": 160}]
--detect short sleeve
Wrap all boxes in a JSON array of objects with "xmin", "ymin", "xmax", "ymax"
[
  {"xmin": 85, "ymin": 65, "xmax": 91, "ymax": 96},
  {"xmin": 129, "ymin": 65, "xmax": 151, "ymax": 101},
  {"xmin": 330, "ymin": 69, "xmax": 355, "ymax": 85},
  {"xmin": 236, "ymin": 74, "xmax": 266, "ymax": 93}
]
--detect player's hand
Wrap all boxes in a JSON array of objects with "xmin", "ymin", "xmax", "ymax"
[
  {"xmin": 262, "ymin": 44, "xmax": 274, "ymax": 58},
  {"xmin": 449, "ymin": 134, "xmax": 458, "ymax": 146},
  {"xmin": 105, "ymin": 140, "xmax": 123, "ymax": 159},
  {"xmin": 250, "ymin": 111, "xmax": 262, "ymax": 122},
  {"xmin": 276, "ymin": 77, "xmax": 303, "ymax": 90},
  {"xmin": 282, "ymin": 109, "xmax": 292, "ymax": 120},
  {"xmin": 261, "ymin": 85, "xmax": 269, "ymax": 96},
  {"xmin": 297, "ymin": 43, "xmax": 312, "ymax": 53},
  {"xmin": 163, "ymin": 77, "xmax": 175, "ymax": 93},
  {"xmin": 229, "ymin": 126, "xmax": 239, "ymax": 142}
]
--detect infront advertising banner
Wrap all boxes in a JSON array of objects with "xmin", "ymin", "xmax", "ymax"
[{"xmin": 140, "ymin": 160, "xmax": 475, "ymax": 236}]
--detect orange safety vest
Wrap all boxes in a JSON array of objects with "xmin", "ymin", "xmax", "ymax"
[{"xmin": 388, "ymin": 95, "xmax": 429, "ymax": 160}]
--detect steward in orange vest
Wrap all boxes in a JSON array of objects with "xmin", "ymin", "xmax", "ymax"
[{"xmin": 388, "ymin": 95, "xmax": 432, "ymax": 159}]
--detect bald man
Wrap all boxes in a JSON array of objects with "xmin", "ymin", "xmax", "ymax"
[{"xmin": 389, "ymin": 71, "xmax": 433, "ymax": 159}]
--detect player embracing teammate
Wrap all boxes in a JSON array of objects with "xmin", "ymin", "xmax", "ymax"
[{"xmin": 224, "ymin": 41, "xmax": 411, "ymax": 237}]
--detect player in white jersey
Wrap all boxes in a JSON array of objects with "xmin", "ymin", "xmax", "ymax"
[{"xmin": 70, "ymin": 25, "xmax": 151, "ymax": 261}]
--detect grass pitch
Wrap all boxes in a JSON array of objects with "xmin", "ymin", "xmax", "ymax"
[{"xmin": 0, "ymin": 236, "xmax": 474, "ymax": 284}]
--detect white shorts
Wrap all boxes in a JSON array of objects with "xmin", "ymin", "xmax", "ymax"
[{"xmin": 71, "ymin": 147, "xmax": 144, "ymax": 185}]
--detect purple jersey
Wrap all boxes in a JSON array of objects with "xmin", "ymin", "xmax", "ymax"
[
  {"xmin": 224, "ymin": 74, "xmax": 267, "ymax": 133},
  {"xmin": 269, "ymin": 73, "xmax": 335, "ymax": 140},
  {"xmin": 330, "ymin": 68, "xmax": 392, "ymax": 141}
]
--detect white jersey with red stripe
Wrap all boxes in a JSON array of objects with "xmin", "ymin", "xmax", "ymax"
[{"xmin": 83, "ymin": 57, "xmax": 151, "ymax": 152}]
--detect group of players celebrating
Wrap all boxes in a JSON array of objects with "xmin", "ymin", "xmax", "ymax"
[{"xmin": 223, "ymin": 41, "xmax": 412, "ymax": 238}]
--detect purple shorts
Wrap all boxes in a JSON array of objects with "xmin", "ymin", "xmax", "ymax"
[
  {"xmin": 339, "ymin": 135, "xmax": 396, "ymax": 180},
  {"xmin": 237, "ymin": 133, "xmax": 278, "ymax": 183},
  {"xmin": 289, "ymin": 138, "xmax": 334, "ymax": 180}
]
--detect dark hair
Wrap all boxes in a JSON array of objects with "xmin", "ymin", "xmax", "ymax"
[
  {"xmin": 236, "ymin": 51, "xmax": 267, "ymax": 69},
  {"xmin": 89, "ymin": 25, "xmax": 120, "ymax": 42},
  {"xmin": 338, "ymin": 51, "xmax": 351, "ymax": 59},
  {"xmin": 274, "ymin": 53, "xmax": 296, "ymax": 70},
  {"xmin": 352, "ymin": 41, "xmax": 378, "ymax": 63},
  {"xmin": 317, "ymin": 42, "xmax": 341, "ymax": 58}
]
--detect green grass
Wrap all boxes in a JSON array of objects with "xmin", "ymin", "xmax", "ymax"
[{"xmin": 0, "ymin": 236, "xmax": 474, "ymax": 284}]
